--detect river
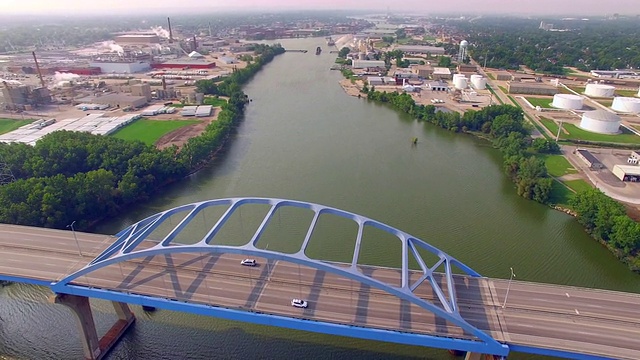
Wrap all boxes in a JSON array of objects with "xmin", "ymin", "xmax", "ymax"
[{"xmin": 1, "ymin": 38, "xmax": 639, "ymax": 360}]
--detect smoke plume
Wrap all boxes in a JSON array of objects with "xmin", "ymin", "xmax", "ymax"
[{"xmin": 151, "ymin": 26, "xmax": 170, "ymax": 39}]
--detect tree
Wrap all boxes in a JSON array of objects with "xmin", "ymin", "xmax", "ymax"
[
  {"xmin": 437, "ymin": 56, "xmax": 452, "ymax": 68},
  {"xmin": 338, "ymin": 47, "xmax": 350, "ymax": 58}
]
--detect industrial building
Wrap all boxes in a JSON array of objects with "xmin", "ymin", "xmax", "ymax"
[
  {"xmin": 1, "ymin": 84, "xmax": 51, "ymax": 110},
  {"xmin": 457, "ymin": 64, "xmax": 477, "ymax": 74},
  {"xmin": 575, "ymin": 149, "xmax": 605, "ymax": 170},
  {"xmin": 579, "ymin": 110, "xmax": 621, "ymax": 134},
  {"xmin": 424, "ymin": 81, "xmax": 448, "ymax": 91},
  {"xmin": 611, "ymin": 97, "xmax": 640, "ymax": 113},
  {"xmin": 367, "ymin": 76, "xmax": 385, "ymax": 86},
  {"xmin": 90, "ymin": 60, "xmax": 151, "ymax": 74},
  {"xmin": 612, "ymin": 165, "xmax": 640, "ymax": 182},
  {"xmin": 78, "ymin": 93, "xmax": 148, "ymax": 109},
  {"xmin": 396, "ymin": 45, "xmax": 445, "ymax": 55},
  {"xmin": 432, "ymin": 67, "xmax": 452, "ymax": 81},
  {"xmin": 413, "ymin": 64, "xmax": 433, "ymax": 78},
  {"xmin": 584, "ymin": 84, "xmax": 615, "ymax": 98},
  {"xmin": 131, "ymin": 83, "xmax": 152, "ymax": 101},
  {"xmin": 114, "ymin": 34, "xmax": 161, "ymax": 45},
  {"xmin": 351, "ymin": 60, "xmax": 385, "ymax": 69},
  {"xmin": 552, "ymin": 94, "xmax": 583, "ymax": 110},
  {"xmin": 495, "ymin": 71, "xmax": 512, "ymax": 81},
  {"xmin": 151, "ymin": 60, "xmax": 216, "ymax": 70},
  {"xmin": 507, "ymin": 82, "xmax": 558, "ymax": 95}
]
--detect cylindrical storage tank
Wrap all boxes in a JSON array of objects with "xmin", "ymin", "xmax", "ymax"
[
  {"xmin": 552, "ymin": 94, "xmax": 583, "ymax": 110},
  {"xmin": 453, "ymin": 77, "xmax": 468, "ymax": 90},
  {"xmin": 637, "ymin": 87, "xmax": 640, "ymax": 97},
  {"xmin": 579, "ymin": 110, "xmax": 621, "ymax": 134},
  {"xmin": 471, "ymin": 76, "xmax": 486, "ymax": 89},
  {"xmin": 612, "ymin": 97, "xmax": 640, "ymax": 113},
  {"xmin": 584, "ymin": 83, "xmax": 615, "ymax": 97},
  {"xmin": 453, "ymin": 73, "xmax": 465, "ymax": 79}
]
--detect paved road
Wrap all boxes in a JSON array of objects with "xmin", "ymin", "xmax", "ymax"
[{"xmin": 1, "ymin": 224, "xmax": 639, "ymax": 359}]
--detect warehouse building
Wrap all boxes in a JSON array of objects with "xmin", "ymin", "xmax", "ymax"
[
  {"xmin": 151, "ymin": 60, "xmax": 217, "ymax": 70},
  {"xmin": 613, "ymin": 165, "xmax": 640, "ymax": 182},
  {"xmin": 495, "ymin": 71, "xmax": 512, "ymax": 81},
  {"xmin": 78, "ymin": 93, "xmax": 148, "ymax": 109},
  {"xmin": 413, "ymin": 64, "xmax": 434, "ymax": 78},
  {"xmin": 367, "ymin": 76, "xmax": 385, "ymax": 86},
  {"xmin": 352, "ymin": 60, "xmax": 386, "ymax": 69},
  {"xmin": 114, "ymin": 34, "xmax": 160, "ymax": 44},
  {"xmin": 507, "ymin": 82, "xmax": 558, "ymax": 95},
  {"xmin": 90, "ymin": 61, "xmax": 151, "ymax": 74},
  {"xmin": 575, "ymin": 149, "xmax": 604, "ymax": 170},
  {"xmin": 432, "ymin": 67, "xmax": 452, "ymax": 81},
  {"xmin": 396, "ymin": 45, "xmax": 445, "ymax": 55}
]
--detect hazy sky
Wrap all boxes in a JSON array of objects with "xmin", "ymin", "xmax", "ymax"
[{"xmin": 4, "ymin": 0, "xmax": 640, "ymax": 16}]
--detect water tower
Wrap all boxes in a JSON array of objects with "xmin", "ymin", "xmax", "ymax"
[{"xmin": 457, "ymin": 40, "xmax": 468, "ymax": 63}]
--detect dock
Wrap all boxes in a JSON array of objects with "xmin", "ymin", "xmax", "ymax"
[{"xmin": 284, "ymin": 49, "xmax": 308, "ymax": 53}]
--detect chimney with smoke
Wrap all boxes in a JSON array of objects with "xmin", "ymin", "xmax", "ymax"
[{"xmin": 167, "ymin": 17, "xmax": 173, "ymax": 43}]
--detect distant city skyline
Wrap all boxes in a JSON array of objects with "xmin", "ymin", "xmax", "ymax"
[{"xmin": 4, "ymin": 0, "xmax": 640, "ymax": 16}]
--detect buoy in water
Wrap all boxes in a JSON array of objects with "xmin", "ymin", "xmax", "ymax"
[{"xmin": 412, "ymin": 137, "xmax": 418, "ymax": 145}]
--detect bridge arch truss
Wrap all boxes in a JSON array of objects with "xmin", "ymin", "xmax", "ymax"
[{"xmin": 53, "ymin": 197, "xmax": 508, "ymax": 356}]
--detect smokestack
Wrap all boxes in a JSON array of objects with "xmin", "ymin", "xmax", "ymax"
[
  {"xmin": 167, "ymin": 17, "xmax": 173, "ymax": 43},
  {"xmin": 208, "ymin": 22, "xmax": 212, "ymax": 37},
  {"xmin": 162, "ymin": 77, "xmax": 167, "ymax": 90},
  {"xmin": 32, "ymin": 51, "xmax": 46, "ymax": 89},
  {"xmin": 192, "ymin": 35, "xmax": 197, "ymax": 51}
]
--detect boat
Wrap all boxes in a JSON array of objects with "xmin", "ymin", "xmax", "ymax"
[
  {"xmin": 326, "ymin": 37, "xmax": 335, "ymax": 46},
  {"xmin": 315, "ymin": 46, "xmax": 322, "ymax": 55}
]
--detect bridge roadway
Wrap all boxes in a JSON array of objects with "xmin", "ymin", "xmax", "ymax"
[{"xmin": 1, "ymin": 224, "xmax": 639, "ymax": 359}]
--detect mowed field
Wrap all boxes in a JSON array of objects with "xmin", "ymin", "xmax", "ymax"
[
  {"xmin": 111, "ymin": 118, "xmax": 201, "ymax": 145},
  {"xmin": 0, "ymin": 118, "xmax": 34, "ymax": 135}
]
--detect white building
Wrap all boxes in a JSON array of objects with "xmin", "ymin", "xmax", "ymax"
[
  {"xmin": 352, "ymin": 60, "xmax": 386, "ymax": 69},
  {"xmin": 89, "ymin": 61, "xmax": 151, "ymax": 74}
]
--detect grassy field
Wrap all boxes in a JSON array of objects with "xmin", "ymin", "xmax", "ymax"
[
  {"xmin": 203, "ymin": 97, "xmax": 227, "ymax": 107},
  {"xmin": 548, "ymin": 180, "xmax": 574, "ymax": 206},
  {"xmin": 486, "ymin": 73, "xmax": 495, "ymax": 80},
  {"xmin": 111, "ymin": 118, "xmax": 200, "ymax": 145},
  {"xmin": 498, "ymin": 85, "xmax": 508, "ymax": 94},
  {"xmin": 0, "ymin": 118, "xmax": 34, "ymax": 135},
  {"xmin": 564, "ymin": 179, "xmax": 592, "ymax": 193},
  {"xmin": 616, "ymin": 89, "xmax": 639, "ymax": 97},
  {"xmin": 525, "ymin": 97, "xmax": 553, "ymax": 108},
  {"xmin": 543, "ymin": 155, "xmax": 578, "ymax": 177},
  {"xmin": 595, "ymin": 99, "xmax": 613, "ymax": 107},
  {"xmin": 539, "ymin": 117, "xmax": 640, "ymax": 144}
]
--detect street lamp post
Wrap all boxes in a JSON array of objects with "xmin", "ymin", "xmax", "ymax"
[
  {"xmin": 66, "ymin": 220, "xmax": 82, "ymax": 256},
  {"xmin": 502, "ymin": 267, "xmax": 516, "ymax": 309}
]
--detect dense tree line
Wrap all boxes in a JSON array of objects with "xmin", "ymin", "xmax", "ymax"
[
  {"xmin": 364, "ymin": 89, "xmax": 557, "ymax": 204},
  {"xmin": 0, "ymin": 44, "xmax": 285, "ymax": 230},
  {"xmin": 570, "ymin": 189, "xmax": 640, "ymax": 270},
  {"xmin": 448, "ymin": 18, "xmax": 640, "ymax": 74}
]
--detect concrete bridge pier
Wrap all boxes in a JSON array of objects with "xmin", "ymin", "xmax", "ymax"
[{"xmin": 53, "ymin": 294, "xmax": 135, "ymax": 360}]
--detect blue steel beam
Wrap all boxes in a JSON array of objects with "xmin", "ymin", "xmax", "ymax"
[{"xmin": 53, "ymin": 197, "xmax": 507, "ymax": 356}]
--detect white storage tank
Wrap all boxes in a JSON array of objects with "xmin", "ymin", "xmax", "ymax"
[
  {"xmin": 552, "ymin": 94, "xmax": 583, "ymax": 110},
  {"xmin": 580, "ymin": 109, "xmax": 621, "ymax": 134},
  {"xmin": 637, "ymin": 87, "xmax": 640, "ymax": 97},
  {"xmin": 612, "ymin": 97, "xmax": 640, "ymax": 113},
  {"xmin": 470, "ymin": 75, "xmax": 486, "ymax": 89},
  {"xmin": 453, "ymin": 76, "xmax": 468, "ymax": 90},
  {"xmin": 584, "ymin": 83, "xmax": 615, "ymax": 98}
]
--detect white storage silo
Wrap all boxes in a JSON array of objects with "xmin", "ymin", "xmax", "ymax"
[
  {"xmin": 579, "ymin": 110, "xmax": 621, "ymax": 134},
  {"xmin": 552, "ymin": 94, "xmax": 583, "ymax": 110},
  {"xmin": 612, "ymin": 97, "xmax": 640, "ymax": 113},
  {"xmin": 453, "ymin": 76, "xmax": 468, "ymax": 90},
  {"xmin": 584, "ymin": 83, "xmax": 615, "ymax": 98},
  {"xmin": 470, "ymin": 75, "xmax": 486, "ymax": 89},
  {"xmin": 637, "ymin": 87, "xmax": 640, "ymax": 97}
]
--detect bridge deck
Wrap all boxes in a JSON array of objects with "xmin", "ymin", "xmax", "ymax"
[{"xmin": 1, "ymin": 224, "xmax": 639, "ymax": 359}]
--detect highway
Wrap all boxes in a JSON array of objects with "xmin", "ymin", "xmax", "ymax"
[{"xmin": 1, "ymin": 224, "xmax": 640, "ymax": 359}]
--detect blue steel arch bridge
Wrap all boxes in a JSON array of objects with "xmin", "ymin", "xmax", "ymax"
[{"xmin": 0, "ymin": 197, "xmax": 639, "ymax": 360}]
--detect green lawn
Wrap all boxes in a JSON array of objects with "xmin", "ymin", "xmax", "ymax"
[
  {"xmin": 0, "ymin": 118, "xmax": 34, "ymax": 135},
  {"xmin": 507, "ymin": 95, "xmax": 521, "ymax": 108},
  {"xmin": 525, "ymin": 97, "xmax": 553, "ymax": 108},
  {"xmin": 543, "ymin": 155, "xmax": 578, "ymax": 177},
  {"xmin": 539, "ymin": 117, "xmax": 640, "ymax": 144},
  {"xmin": 202, "ymin": 97, "xmax": 227, "ymax": 107},
  {"xmin": 498, "ymin": 85, "xmax": 508, "ymax": 94},
  {"xmin": 564, "ymin": 179, "xmax": 592, "ymax": 193},
  {"xmin": 486, "ymin": 73, "xmax": 495, "ymax": 80},
  {"xmin": 595, "ymin": 99, "xmax": 613, "ymax": 107},
  {"xmin": 616, "ymin": 89, "xmax": 638, "ymax": 97},
  {"xmin": 111, "ymin": 118, "xmax": 200, "ymax": 145}
]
